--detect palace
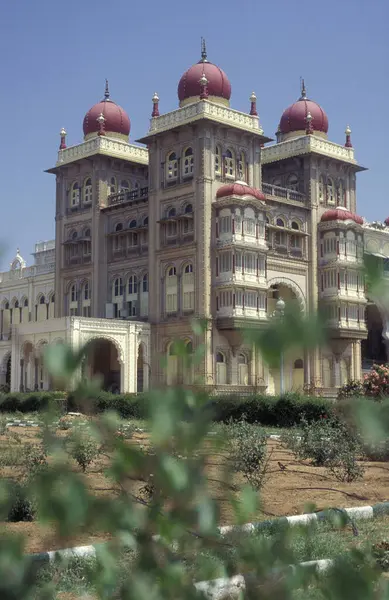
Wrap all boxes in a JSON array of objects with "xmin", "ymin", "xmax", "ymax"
[{"xmin": 1, "ymin": 43, "xmax": 389, "ymax": 395}]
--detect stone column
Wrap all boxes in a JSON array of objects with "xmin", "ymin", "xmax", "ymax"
[{"xmin": 19, "ymin": 358, "xmax": 24, "ymax": 392}]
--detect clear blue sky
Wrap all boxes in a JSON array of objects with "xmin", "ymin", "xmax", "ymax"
[{"xmin": 0, "ymin": 0, "xmax": 387, "ymax": 269}]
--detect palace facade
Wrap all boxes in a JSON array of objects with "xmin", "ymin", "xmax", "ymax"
[{"xmin": 1, "ymin": 45, "xmax": 388, "ymax": 395}]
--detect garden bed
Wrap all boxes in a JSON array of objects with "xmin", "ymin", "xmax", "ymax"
[{"xmin": 1, "ymin": 423, "xmax": 389, "ymax": 554}]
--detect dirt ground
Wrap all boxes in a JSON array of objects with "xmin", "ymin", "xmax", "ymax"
[{"xmin": 1, "ymin": 425, "xmax": 389, "ymax": 554}]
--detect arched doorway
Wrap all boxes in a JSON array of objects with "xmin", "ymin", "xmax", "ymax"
[
  {"xmin": 267, "ymin": 284, "xmax": 303, "ymax": 394},
  {"xmin": 237, "ymin": 353, "xmax": 249, "ymax": 385},
  {"xmin": 86, "ymin": 338, "xmax": 121, "ymax": 393},
  {"xmin": 292, "ymin": 358, "xmax": 304, "ymax": 390},
  {"xmin": 362, "ymin": 304, "xmax": 387, "ymax": 370}
]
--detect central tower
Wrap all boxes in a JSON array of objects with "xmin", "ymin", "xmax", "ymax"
[{"xmin": 138, "ymin": 43, "xmax": 270, "ymax": 387}]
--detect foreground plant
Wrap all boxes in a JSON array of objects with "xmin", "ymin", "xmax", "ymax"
[{"xmin": 0, "ymin": 316, "xmax": 388, "ymax": 598}]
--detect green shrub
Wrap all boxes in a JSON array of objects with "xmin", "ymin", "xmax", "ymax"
[
  {"xmin": 210, "ymin": 392, "xmax": 333, "ymax": 427},
  {"xmin": 283, "ymin": 416, "xmax": 364, "ymax": 482},
  {"xmin": 0, "ymin": 392, "xmax": 66, "ymax": 414},
  {"xmin": 67, "ymin": 426, "xmax": 100, "ymax": 472},
  {"xmin": 6, "ymin": 481, "xmax": 35, "ymax": 522},
  {"xmin": 226, "ymin": 419, "xmax": 268, "ymax": 490}
]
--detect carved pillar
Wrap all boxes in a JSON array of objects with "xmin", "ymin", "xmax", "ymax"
[{"xmin": 19, "ymin": 358, "xmax": 24, "ymax": 392}]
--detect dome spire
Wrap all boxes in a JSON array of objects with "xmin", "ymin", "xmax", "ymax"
[
  {"xmin": 300, "ymin": 77, "xmax": 307, "ymax": 100},
  {"xmin": 345, "ymin": 125, "xmax": 353, "ymax": 148},
  {"xmin": 104, "ymin": 79, "xmax": 110, "ymax": 100},
  {"xmin": 59, "ymin": 127, "xmax": 67, "ymax": 150},
  {"xmin": 200, "ymin": 37, "xmax": 207, "ymax": 62},
  {"xmin": 152, "ymin": 92, "xmax": 160, "ymax": 117}
]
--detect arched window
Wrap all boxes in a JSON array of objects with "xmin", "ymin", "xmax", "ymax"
[
  {"xmin": 237, "ymin": 151, "xmax": 246, "ymax": 181},
  {"xmin": 346, "ymin": 230, "xmax": 356, "ymax": 256},
  {"xmin": 13, "ymin": 300, "xmax": 19, "ymax": 309},
  {"xmin": 183, "ymin": 340, "xmax": 194, "ymax": 385},
  {"xmin": 290, "ymin": 234, "xmax": 301, "ymax": 249},
  {"xmin": 113, "ymin": 277, "xmax": 123, "ymax": 297},
  {"xmin": 337, "ymin": 180, "xmax": 344, "ymax": 206},
  {"xmin": 184, "ymin": 203, "xmax": 193, "ymax": 214},
  {"xmin": 83, "ymin": 282, "xmax": 90, "ymax": 300},
  {"xmin": 291, "ymin": 221, "xmax": 300, "ymax": 230},
  {"xmin": 237, "ymin": 353, "xmax": 248, "ymax": 385},
  {"xmin": 318, "ymin": 176, "xmax": 324, "ymax": 202},
  {"xmin": 166, "ymin": 267, "xmax": 178, "ymax": 313},
  {"xmin": 70, "ymin": 182, "xmax": 80, "ymax": 206},
  {"xmin": 166, "ymin": 342, "xmax": 179, "ymax": 385},
  {"xmin": 166, "ymin": 152, "xmax": 178, "ymax": 181},
  {"xmin": 51, "ymin": 294, "xmax": 55, "ymax": 303},
  {"xmin": 215, "ymin": 145, "xmax": 221, "ymax": 175},
  {"xmin": 84, "ymin": 228, "xmax": 91, "ymax": 238},
  {"xmin": 167, "ymin": 208, "xmax": 177, "ymax": 237},
  {"xmin": 276, "ymin": 217, "xmax": 285, "ymax": 227},
  {"xmin": 120, "ymin": 180, "xmax": 130, "ymax": 192},
  {"xmin": 327, "ymin": 178, "xmax": 335, "ymax": 204},
  {"xmin": 128, "ymin": 275, "xmax": 138, "ymax": 295},
  {"xmin": 81, "ymin": 282, "xmax": 91, "ymax": 317},
  {"xmin": 4, "ymin": 302, "xmax": 9, "ymax": 310},
  {"xmin": 83, "ymin": 178, "xmax": 92, "ymax": 204},
  {"xmin": 115, "ymin": 223, "xmax": 123, "ymax": 232},
  {"xmin": 287, "ymin": 174, "xmax": 299, "ymax": 191},
  {"xmin": 39, "ymin": 295, "xmax": 46, "ymax": 305},
  {"xmin": 143, "ymin": 216, "xmax": 149, "ymax": 226},
  {"xmin": 182, "ymin": 263, "xmax": 194, "ymax": 312},
  {"xmin": 70, "ymin": 285, "xmax": 77, "ymax": 303},
  {"xmin": 140, "ymin": 273, "xmax": 149, "ymax": 317},
  {"xmin": 216, "ymin": 351, "xmax": 227, "ymax": 385},
  {"xmin": 275, "ymin": 219, "xmax": 286, "ymax": 247},
  {"xmin": 265, "ymin": 216, "xmax": 270, "ymax": 241},
  {"xmin": 182, "ymin": 147, "xmax": 194, "ymax": 177},
  {"xmin": 142, "ymin": 273, "xmax": 148, "ymax": 292},
  {"xmin": 24, "ymin": 299, "xmax": 28, "ymax": 307},
  {"xmin": 224, "ymin": 149, "xmax": 235, "ymax": 178},
  {"xmin": 294, "ymin": 358, "xmax": 304, "ymax": 369},
  {"xmin": 129, "ymin": 219, "xmax": 137, "ymax": 229},
  {"xmin": 109, "ymin": 177, "xmax": 117, "ymax": 194},
  {"xmin": 127, "ymin": 275, "xmax": 138, "ymax": 317}
]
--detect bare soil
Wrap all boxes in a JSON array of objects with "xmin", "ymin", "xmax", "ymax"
[{"xmin": 1, "ymin": 424, "xmax": 389, "ymax": 554}]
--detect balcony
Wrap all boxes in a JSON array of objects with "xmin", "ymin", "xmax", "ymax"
[
  {"xmin": 262, "ymin": 182, "xmax": 305, "ymax": 203},
  {"xmin": 216, "ymin": 232, "xmax": 267, "ymax": 251},
  {"xmin": 107, "ymin": 187, "xmax": 149, "ymax": 207},
  {"xmin": 326, "ymin": 318, "xmax": 367, "ymax": 339},
  {"xmin": 215, "ymin": 270, "xmax": 267, "ymax": 288}
]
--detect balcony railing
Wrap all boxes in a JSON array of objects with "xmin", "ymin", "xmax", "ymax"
[
  {"xmin": 262, "ymin": 182, "xmax": 305, "ymax": 202},
  {"xmin": 108, "ymin": 187, "xmax": 149, "ymax": 206}
]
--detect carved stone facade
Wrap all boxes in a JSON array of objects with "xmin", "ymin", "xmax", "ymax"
[{"xmin": 1, "ymin": 55, "xmax": 388, "ymax": 395}]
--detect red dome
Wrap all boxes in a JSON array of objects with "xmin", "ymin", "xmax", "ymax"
[
  {"xmin": 216, "ymin": 181, "xmax": 266, "ymax": 202},
  {"xmin": 83, "ymin": 85, "xmax": 130, "ymax": 138},
  {"xmin": 178, "ymin": 60, "xmax": 231, "ymax": 104},
  {"xmin": 384, "ymin": 217, "xmax": 389, "ymax": 226},
  {"xmin": 279, "ymin": 85, "xmax": 328, "ymax": 135},
  {"xmin": 321, "ymin": 208, "xmax": 363, "ymax": 225}
]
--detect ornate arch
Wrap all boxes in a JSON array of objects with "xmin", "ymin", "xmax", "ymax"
[
  {"xmin": 83, "ymin": 335, "xmax": 125, "ymax": 364},
  {"xmin": 267, "ymin": 276, "xmax": 306, "ymax": 312}
]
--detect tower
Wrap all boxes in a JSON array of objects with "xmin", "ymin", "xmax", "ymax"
[
  {"xmin": 138, "ymin": 44, "xmax": 271, "ymax": 388},
  {"xmin": 262, "ymin": 81, "xmax": 367, "ymax": 391}
]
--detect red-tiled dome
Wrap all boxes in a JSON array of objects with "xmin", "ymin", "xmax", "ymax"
[
  {"xmin": 321, "ymin": 207, "xmax": 363, "ymax": 225},
  {"xmin": 216, "ymin": 181, "xmax": 266, "ymax": 202},
  {"xmin": 279, "ymin": 83, "xmax": 328, "ymax": 135},
  {"xmin": 384, "ymin": 217, "xmax": 389, "ymax": 226},
  {"xmin": 178, "ymin": 45, "xmax": 231, "ymax": 104},
  {"xmin": 83, "ymin": 82, "xmax": 130, "ymax": 138}
]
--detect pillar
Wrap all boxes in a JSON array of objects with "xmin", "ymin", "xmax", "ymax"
[
  {"xmin": 19, "ymin": 358, "xmax": 24, "ymax": 392},
  {"xmin": 34, "ymin": 358, "xmax": 39, "ymax": 391}
]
